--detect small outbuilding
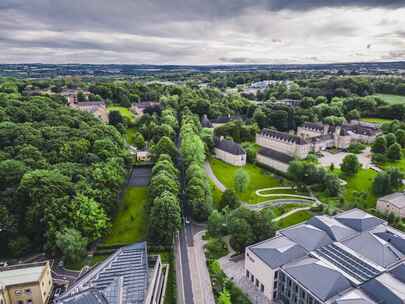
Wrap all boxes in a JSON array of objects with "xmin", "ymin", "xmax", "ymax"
[{"xmin": 214, "ymin": 138, "xmax": 246, "ymax": 167}]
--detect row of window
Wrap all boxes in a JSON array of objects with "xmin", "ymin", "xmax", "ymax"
[
  {"xmin": 15, "ymin": 289, "xmax": 31, "ymax": 296},
  {"xmin": 17, "ymin": 299, "xmax": 32, "ymax": 304},
  {"xmin": 246, "ymin": 270, "xmax": 264, "ymax": 293}
]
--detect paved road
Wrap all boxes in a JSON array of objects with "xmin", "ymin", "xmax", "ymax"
[
  {"xmin": 204, "ymin": 161, "xmax": 226, "ymax": 192},
  {"xmin": 189, "ymin": 230, "xmax": 215, "ymax": 304},
  {"xmin": 178, "ymin": 226, "xmax": 194, "ymax": 304}
]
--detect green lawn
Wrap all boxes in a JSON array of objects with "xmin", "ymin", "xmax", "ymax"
[
  {"xmin": 108, "ymin": 105, "xmax": 136, "ymax": 124},
  {"xmin": 103, "ymin": 187, "xmax": 148, "ymax": 245},
  {"xmin": 126, "ymin": 127, "xmax": 138, "ymax": 145},
  {"xmin": 373, "ymin": 94, "xmax": 405, "ymax": 105},
  {"xmin": 276, "ymin": 210, "xmax": 313, "ymax": 229},
  {"xmin": 381, "ymin": 150, "xmax": 405, "ymax": 172},
  {"xmin": 270, "ymin": 204, "xmax": 311, "ymax": 218},
  {"xmin": 210, "ymin": 181, "xmax": 223, "ymax": 209},
  {"xmin": 209, "ymin": 159, "xmax": 289, "ymax": 204},
  {"xmin": 361, "ymin": 117, "xmax": 394, "ymax": 124},
  {"xmin": 343, "ymin": 169, "xmax": 378, "ymax": 208}
]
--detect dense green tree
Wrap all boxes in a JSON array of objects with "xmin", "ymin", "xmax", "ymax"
[
  {"xmin": 385, "ymin": 133, "xmax": 397, "ymax": 147},
  {"xmin": 207, "ymin": 210, "xmax": 226, "ymax": 237},
  {"xmin": 148, "ymin": 191, "xmax": 181, "ymax": 245},
  {"xmin": 324, "ymin": 173, "xmax": 342, "ymax": 196},
  {"xmin": 217, "ymin": 289, "xmax": 232, "ymax": 304},
  {"xmin": 219, "ymin": 189, "xmax": 240, "ymax": 210},
  {"xmin": 372, "ymin": 136, "xmax": 387, "ymax": 154},
  {"xmin": 153, "ymin": 136, "xmax": 177, "ymax": 161},
  {"xmin": 395, "ymin": 129, "xmax": 405, "ymax": 148},
  {"xmin": 55, "ymin": 228, "xmax": 88, "ymax": 264},
  {"xmin": 341, "ymin": 154, "xmax": 361, "ymax": 176},
  {"xmin": 234, "ymin": 169, "xmax": 249, "ymax": 193},
  {"xmin": 387, "ymin": 143, "xmax": 402, "ymax": 161}
]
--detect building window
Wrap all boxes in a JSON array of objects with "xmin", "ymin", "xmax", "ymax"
[
  {"xmin": 27, "ymin": 299, "xmax": 33, "ymax": 304},
  {"xmin": 251, "ymin": 275, "xmax": 254, "ymax": 283},
  {"xmin": 274, "ymin": 271, "xmax": 279, "ymax": 279},
  {"xmin": 25, "ymin": 289, "xmax": 32, "ymax": 295},
  {"xmin": 273, "ymin": 291, "xmax": 277, "ymax": 300},
  {"xmin": 273, "ymin": 281, "xmax": 277, "ymax": 289},
  {"xmin": 260, "ymin": 284, "xmax": 264, "ymax": 292},
  {"xmin": 17, "ymin": 301, "xmax": 23, "ymax": 304},
  {"xmin": 256, "ymin": 278, "xmax": 259, "ymax": 288},
  {"xmin": 246, "ymin": 270, "xmax": 249, "ymax": 278},
  {"xmin": 15, "ymin": 290, "xmax": 22, "ymax": 296}
]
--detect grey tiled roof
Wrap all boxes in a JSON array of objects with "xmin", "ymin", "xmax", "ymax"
[
  {"xmin": 59, "ymin": 289, "xmax": 109, "ymax": 304},
  {"xmin": 280, "ymin": 224, "xmax": 333, "ymax": 251},
  {"xmin": 249, "ymin": 236, "xmax": 307, "ymax": 269},
  {"xmin": 283, "ymin": 257, "xmax": 352, "ymax": 302},
  {"xmin": 257, "ymin": 147, "xmax": 294, "ymax": 164},
  {"xmin": 307, "ymin": 215, "xmax": 358, "ymax": 242},
  {"xmin": 343, "ymin": 232, "xmax": 403, "ymax": 268},
  {"xmin": 334, "ymin": 289, "xmax": 377, "ymax": 304},
  {"xmin": 59, "ymin": 242, "xmax": 149, "ymax": 304},
  {"xmin": 260, "ymin": 129, "xmax": 308, "ymax": 145},
  {"xmin": 335, "ymin": 209, "xmax": 386, "ymax": 232},
  {"xmin": 303, "ymin": 122, "xmax": 325, "ymax": 132},
  {"xmin": 378, "ymin": 192, "xmax": 405, "ymax": 209},
  {"xmin": 215, "ymin": 138, "xmax": 246, "ymax": 155}
]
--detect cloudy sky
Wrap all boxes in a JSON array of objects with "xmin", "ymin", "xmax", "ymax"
[{"xmin": 1, "ymin": 0, "xmax": 405, "ymax": 64}]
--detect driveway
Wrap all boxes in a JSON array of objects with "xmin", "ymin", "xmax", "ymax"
[{"xmin": 319, "ymin": 147, "xmax": 371, "ymax": 169}]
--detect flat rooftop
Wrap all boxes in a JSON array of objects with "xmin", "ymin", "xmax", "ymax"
[{"xmin": 0, "ymin": 265, "xmax": 45, "ymax": 286}]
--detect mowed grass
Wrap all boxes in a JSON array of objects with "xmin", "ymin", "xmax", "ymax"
[
  {"xmin": 381, "ymin": 149, "xmax": 405, "ymax": 172},
  {"xmin": 209, "ymin": 159, "xmax": 287, "ymax": 204},
  {"xmin": 276, "ymin": 210, "xmax": 313, "ymax": 229},
  {"xmin": 361, "ymin": 117, "xmax": 394, "ymax": 124},
  {"xmin": 108, "ymin": 105, "xmax": 136, "ymax": 124},
  {"xmin": 126, "ymin": 127, "xmax": 138, "ymax": 145},
  {"xmin": 210, "ymin": 180, "xmax": 223, "ymax": 209},
  {"xmin": 373, "ymin": 94, "xmax": 405, "ymax": 105},
  {"xmin": 343, "ymin": 169, "xmax": 378, "ymax": 208},
  {"xmin": 103, "ymin": 187, "xmax": 148, "ymax": 245}
]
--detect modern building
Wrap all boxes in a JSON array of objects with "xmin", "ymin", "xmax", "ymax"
[
  {"xmin": 57, "ymin": 242, "xmax": 167, "ymax": 304},
  {"xmin": 0, "ymin": 261, "xmax": 53, "ymax": 304},
  {"xmin": 245, "ymin": 209, "xmax": 405, "ymax": 303},
  {"xmin": 214, "ymin": 138, "xmax": 246, "ymax": 167},
  {"xmin": 377, "ymin": 192, "xmax": 405, "ymax": 218}
]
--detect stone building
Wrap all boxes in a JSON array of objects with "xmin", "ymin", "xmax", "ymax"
[
  {"xmin": 67, "ymin": 95, "xmax": 109, "ymax": 122},
  {"xmin": 0, "ymin": 261, "xmax": 53, "ymax": 304},
  {"xmin": 214, "ymin": 138, "xmax": 246, "ymax": 167},
  {"xmin": 377, "ymin": 192, "xmax": 405, "ymax": 218}
]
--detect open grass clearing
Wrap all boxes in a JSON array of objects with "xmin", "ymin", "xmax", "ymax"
[
  {"xmin": 103, "ymin": 186, "xmax": 148, "ymax": 245},
  {"xmin": 270, "ymin": 204, "xmax": 312, "ymax": 218},
  {"xmin": 372, "ymin": 94, "xmax": 405, "ymax": 105},
  {"xmin": 108, "ymin": 105, "xmax": 136, "ymax": 124},
  {"xmin": 360, "ymin": 117, "xmax": 394, "ymax": 124},
  {"xmin": 209, "ymin": 159, "xmax": 298, "ymax": 204}
]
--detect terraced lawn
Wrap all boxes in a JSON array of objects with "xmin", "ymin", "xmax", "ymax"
[
  {"xmin": 276, "ymin": 210, "xmax": 313, "ymax": 229},
  {"xmin": 103, "ymin": 187, "xmax": 148, "ymax": 245},
  {"xmin": 360, "ymin": 117, "xmax": 394, "ymax": 124},
  {"xmin": 270, "ymin": 204, "xmax": 312, "ymax": 218},
  {"xmin": 209, "ymin": 159, "xmax": 295, "ymax": 204}
]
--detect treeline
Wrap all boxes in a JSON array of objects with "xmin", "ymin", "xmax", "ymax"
[
  {"xmin": 0, "ymin": 93, "xmax": 129, "ymax": 259},
  {"xmin": 180, "ymin": 109, "xmax": 213, "ymax": 221}
]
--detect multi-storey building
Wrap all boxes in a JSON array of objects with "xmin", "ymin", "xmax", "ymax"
[
  {"xmin": 0, "ymin": 261, "xmax": 53, "ymax": 304},
  {"xmin": 245, "ymin": 209, "xmax": 405, "ymax": 304},
  {"xmin": 377, "ymin": 192, "xmax": 405, "ymax": 218},
  {"xmin": 57, "ymin": 242, "xmax": 167, "ymax": 304},
  {"xmin": 67, "ymin": 95, "xmax": 109, "ymax": 122}
]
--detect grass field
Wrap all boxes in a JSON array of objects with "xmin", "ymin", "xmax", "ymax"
[
  {"xmin": 360, "ymin": 117, "xmax": 394, "ymax": 124},
  {"xmin": 276, "ymin": 210, "xmax": 313, "ymax": 229},
  {"xmin": 343, "ymin": 169, "xmax": 378, "ymax": 208},
  {"xmin": 126, "ymin": 127, "xmax": 138, "ymax": 145},
  {"xmin": 108, "ymin": 105, "xmax": 137, "ymax": 124},
  {"xmin": 270, "ymin": 203, "xmax": 311, "ymax": 218},
  {"xmin": 209, "ymin": 159, "xmax": 289, "ymax": 204},
  {"xmin": 373, "ymin": 94, "xmax": 405, "ymax": 105},
  {"xmin": 103, "ymin": 187, "xmax": 148, "ymax": 245},
  {"xmin": 210, "ymin": 180, "xmax": 223, "ymax": 209}
]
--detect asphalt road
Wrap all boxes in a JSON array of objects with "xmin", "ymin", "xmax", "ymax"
[{"xmin": 179, "ymin": 224, "xmax": 194, "ymax": 304}]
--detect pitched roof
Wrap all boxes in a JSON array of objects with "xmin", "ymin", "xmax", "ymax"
[
  {"xmin": 335, "ymin": 209, "xmax": 386, "ymax": 232},
  {"xmin": 280, "ymin": 224, "xmax": 333, "ymax": 251},
  {"xmin": 303, "ymin": 122, "xmax": 325, "ymax": 132},
  {"xmin": 215, "ymin": 138, "xmax": 246, "ymax": 155},
  {"xmin": 282, "ymin": 257, "xmax": 352, "ymax": 301},
  {"xmin": 59, "ymin": 289, "xmax": 109, "ymax": 304},
  {"xmin": 361, "ymin": 271, "xmax": 405, "ymax": 304},
  {"xmin": 249, "ymin": 236, "xmax": 307, "ymax": 269},
  {"xmin": 343, "ymin": 232, "xmax": 403, "ymax": 268},
  {"xmin": 371, "ymin": 225, "xmax": 405, "ymax": 255},
  {"xmin": 378, "ymin": 192, "xmax": 405, "ymax": 209},
  {"xmin": 307, "ymin": 215, "xmax": 358, "ymax": 242},
  {"xmin": 257, "ymin": 147, "xmax": 294, "ymax": 164},
  {"xmin": 211, "ymin": 114, "xmax": 242, "ymax": 124},
  {"xmin": 334, "ymin": 289, "xmax": 377, "ymax": 304},
  {"xmin": 260, "ymin": 129, "xmax": 308, "ymax": 145},
  {"xmin": 60, "ymin": 242, "xmax": 149, "ymax": 304}
]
